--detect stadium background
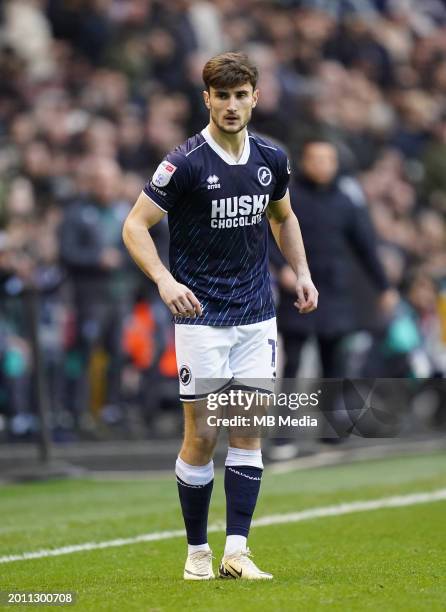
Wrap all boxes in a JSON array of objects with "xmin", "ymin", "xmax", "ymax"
[
  {"xmin": 0, "ymin": 0, "xmax": 445, "ymax": 464},
  {"xmin": 0, "ymin": 2, "xmax": 445, "ymax": 611}
]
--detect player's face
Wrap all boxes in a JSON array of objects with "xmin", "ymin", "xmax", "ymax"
[
  {"xmin": 203, "ymin": 83, "xmax": 258, "ymax": 134},
  {"xmin": 301, "ymin": 143, "xmax": 338, "ymax": 184}
]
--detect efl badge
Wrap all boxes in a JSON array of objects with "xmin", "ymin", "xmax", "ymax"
[{"xmin": 152, "ymin": 160, "xmax": 177, "ymax": 187}]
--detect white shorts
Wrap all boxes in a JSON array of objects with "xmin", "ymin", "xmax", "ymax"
[{"xmin": 175, "ymin": 317, "xmax": 277, "ymax": 401}]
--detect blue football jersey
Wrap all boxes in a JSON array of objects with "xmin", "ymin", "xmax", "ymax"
[{"xmin": 143, "ymin": 126, "xmax": 290, "ymax": 326}]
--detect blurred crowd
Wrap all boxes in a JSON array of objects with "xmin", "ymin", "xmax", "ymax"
[{"xmin": 0, "ymin": 0, "xmax": 445, "ymax": 441}]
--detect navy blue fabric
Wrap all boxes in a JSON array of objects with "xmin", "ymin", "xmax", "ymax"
[
  {"xmin": 177, "ymin": 477, "xmax": 214, "ymax": 545},
  {"xmin": 144, "ymin": 131, "xmax": 290, "ymax": 326},
  {"xmin": 270, "ymin": 177, "xmax": 390, "ymax": 336},
  {"xmin": 224, "ymin": 465, "xmax": 263, "ymax": 537}
]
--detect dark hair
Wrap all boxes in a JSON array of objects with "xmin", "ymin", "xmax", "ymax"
[
  {"xmin": 297, "ymin": 134, "xmax": 338, "ymax": 159},
  {"xmin": 301, "ymin": 134, "xmax": 336, "ymax": 149},
  {"xmin": 202, "ymin": 52, "xmax": 258, "ymax": 91}
]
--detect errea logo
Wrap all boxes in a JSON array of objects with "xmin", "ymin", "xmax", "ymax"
[{"xmin": 207, "ymin": 175, "xmax": 221, "ymax": 190}]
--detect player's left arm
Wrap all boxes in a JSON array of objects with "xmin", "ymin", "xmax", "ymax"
[{"xmin": 267, "ymin": 190, "xmax": 318, "ymax": 314}]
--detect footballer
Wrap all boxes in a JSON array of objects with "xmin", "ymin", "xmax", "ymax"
[{"xmin": 123, "ymin": 52, "xmax": 318, "ymax": 580}]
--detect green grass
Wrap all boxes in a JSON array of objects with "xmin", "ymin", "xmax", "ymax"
[{"xmin": 1, "ymin": 452, "xmax": 446, "ymax": 611}]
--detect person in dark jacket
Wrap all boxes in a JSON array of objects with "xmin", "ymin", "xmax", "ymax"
[
  {"xmin": 271, "ymin": 137, "xmax": 398, "ymax": 377},
  {"xmin": 59, "ymin": 157, "xmax": 136, "ymax": 426},
  {"xmin": 269, "ymin": 137, "xmax": 398, "ymax": 447}
]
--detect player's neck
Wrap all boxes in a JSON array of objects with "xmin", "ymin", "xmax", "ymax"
[{"xmin": 207, "ymin": 122, "xmax": 247, "ymax": 163}]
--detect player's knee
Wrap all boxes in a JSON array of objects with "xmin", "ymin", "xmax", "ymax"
[
  {"xmin": 182, "ymin": 435, "xmax": 217, "ymax": 462},
  {"xmin": 193, "ymin": 435, "xmax": 218, "ymax": 455}
]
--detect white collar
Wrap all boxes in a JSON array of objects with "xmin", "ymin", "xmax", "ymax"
[{"xmin": 201, "ymin": 126, "xmax": 250, "ymax": 165}]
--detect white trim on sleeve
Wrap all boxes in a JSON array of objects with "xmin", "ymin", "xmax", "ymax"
[{"xmin": 141, "ymin": 189, "xmax": 168, "ymax": 213}]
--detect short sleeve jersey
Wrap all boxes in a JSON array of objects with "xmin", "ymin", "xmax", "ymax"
[{"xmin": 143, "ymin": 126, "xmax": 290, "ymax": 326}]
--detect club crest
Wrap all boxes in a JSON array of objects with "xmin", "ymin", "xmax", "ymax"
[{"xmin": 179, "ymin": 365, "xmax": 192, "ymax": 386}]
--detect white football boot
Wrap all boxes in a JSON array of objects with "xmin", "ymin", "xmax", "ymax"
[
  {"xmin": 219, "ymin": 549, "xmax": 273, "ymax": 580},
  {"xmin": 183, "ymin": 550, "xmax": 215, "ymax": 580}
]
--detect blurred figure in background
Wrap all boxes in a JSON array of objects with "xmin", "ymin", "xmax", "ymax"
[
  {"xmin": 0, "ymin": 174, "xmax": 65, "ymax": 438},
  {"xmin": 269, "ymin": 137, "xmax": 398, "ymax": 452},
  {"xmin": 0, "ymin": 231, "xmax": 33, "ymax": 436},
  {"xmin": 271, "ymin": 137, "xmax": 398, "ymax": 381},
  {"xmin": 59, "ymin": 157, "xmax": 135, "ymax": 429},
  {"xmin": 362, "ymin": 269, "xmax": 446, "ymax": 378}
]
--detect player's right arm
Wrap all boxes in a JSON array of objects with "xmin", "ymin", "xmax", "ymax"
[{"xmin": 122, "ymin": 192, "xmax": 202, "ymax": 318}]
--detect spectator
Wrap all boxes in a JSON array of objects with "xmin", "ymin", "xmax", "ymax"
[
  {"xmin": 271, "ymin": 137, "xmax": 398, "ymax": 381},
  {"xmin": 59, "ymin": 157, "xmax": 135, "ymax": 427},
  {"xmin": 404, "ymin": 270, "xmax": 446, "ymax": 376},
  {"xmin": 267, "ymin": 138, "xmax": 399, "ymax": 449},
  {"xmin": 422, "ymin": 114, "xmax": 446, "ymax": 209}
]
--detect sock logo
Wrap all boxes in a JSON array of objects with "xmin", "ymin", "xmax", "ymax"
[
  {"xmin": 176, "ymin": 478, "xmax": 204, "ymax": 489},
  {"xmin": 227, "ymin": 467, "xmax": 262, "ymax": 480}
]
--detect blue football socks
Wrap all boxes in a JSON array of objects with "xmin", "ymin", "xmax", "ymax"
[
  {"xmin": 176, "ymin": 457, "xmax": 214, "ymax": 546},
  {"xmin": 224, "ymin": 464, "xmax": 263, "ymax": 539}
]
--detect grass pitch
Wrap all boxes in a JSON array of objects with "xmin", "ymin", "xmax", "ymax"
[{"xmin": 1, "ymin": 452, "xmax": 445, "ymax": 611}]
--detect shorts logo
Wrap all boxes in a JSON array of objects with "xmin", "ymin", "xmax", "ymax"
[
  {"xmin": 152, "ymin": 160, "xmax": 177, "ymax": 187},
  {"xmin": 179, "ymin": 365, "xmax": 192, "ymax": 386},
  {"xmin": 258, "ymin": 166, "xmax": 272, "ymax": 186},
  {"xmin": 287, "ymin": 158, "xmax": 291, "ymax": 174}
]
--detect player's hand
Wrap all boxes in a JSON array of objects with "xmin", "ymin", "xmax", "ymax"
[
  {"xmin": 157, "ymin": 273, "xmax": 202, "ymax": 318},
  {"xmin": 294, "ymin": 273, "xmax": 318, "ymax": 314}
]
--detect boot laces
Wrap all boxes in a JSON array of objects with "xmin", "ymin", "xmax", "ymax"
[
  {"xmin": 189, "ymin": 550, "xmax": 213, "ymax": 572},
  {"xmin": 230, "ymin": 548, "xmax": 259, "ymax": 571}
]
